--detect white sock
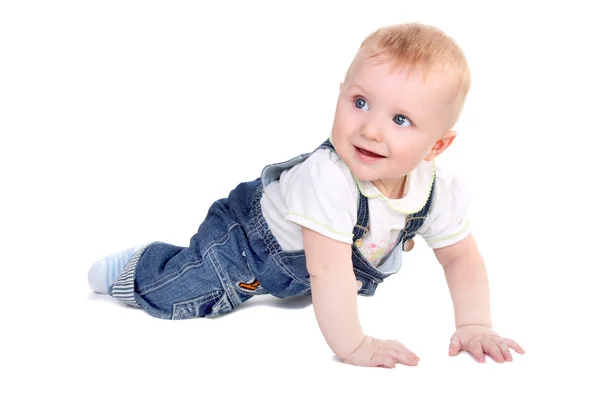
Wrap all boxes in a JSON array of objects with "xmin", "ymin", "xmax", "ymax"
[{"xmin": 88, "ymin": 245, "xmax": 144, "ymax": 294}]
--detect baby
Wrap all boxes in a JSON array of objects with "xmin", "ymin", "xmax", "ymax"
[{"xmin": 88, "ymin": 22, "xmax": 524, "ymax": 368}]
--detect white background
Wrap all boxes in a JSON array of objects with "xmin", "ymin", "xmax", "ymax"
[{"xmin": 1, "ymin": 1, "xmax": 599, "ymax": 399}]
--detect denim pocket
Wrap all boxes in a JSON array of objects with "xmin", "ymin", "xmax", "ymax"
[{"xmin": 172, "ymin": 291, "xmax": 232, "ymax": 320}]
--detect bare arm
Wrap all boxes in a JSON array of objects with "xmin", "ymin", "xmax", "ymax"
[
  {"xmin": 302, "ymin": 227, "xmax": 420, "ymax": 367},
  {"xmin": 434, "ymin": 234, "xmax": 525, "ymax": 362},
  {"xmin": 433, "ymin": 234, "xmax": 492, "ymax": 328},
  {"xmin": 302, "ymin": 227, "xmax": 364, "ymax": 359}
]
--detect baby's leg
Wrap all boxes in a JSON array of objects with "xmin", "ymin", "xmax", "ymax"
[
  {"xmin": 105, "ymin": 240, "xmax": 257, "ymax": 319},
  {"xmin": 88, "ymin": 229, "xmax": 260, "ymax": 319},
  {"xmin": 89, "ymin": 180, "xmax": 262, "ymax": 318}
]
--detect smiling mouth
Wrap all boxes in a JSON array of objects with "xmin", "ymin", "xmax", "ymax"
[{"xmin": 354, "ymin": 146, "xmax": 385, "ymax": 158}]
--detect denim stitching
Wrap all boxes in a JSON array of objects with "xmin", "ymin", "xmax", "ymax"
[
  {"xmin": 206, "ymin": 248, "xmax": 242, "ymax": 308},
  {"xmin": 352, "ymin": 263, "xmax": 384, "ymax": 283},
  {"xmin": 279, "ymin": 253, "xmax": 306, "ymax": 261},
  {"xmin": 137, "ymin": 223, "xmax": 243, "ymax": 295},
  {"xmin": 206, "ymin": 294, "xmax": 233, "ymax": 318},
  {"xmin": 171, "ymin": 291, "xmax": 221, "ymax": 320},
  {"xmin": 271, "ymin": 255, "xmax": 311, "ymax": 286},
  {"xmin": 137, "ymin": 259, "xmax": 205, "ymax": 295}
]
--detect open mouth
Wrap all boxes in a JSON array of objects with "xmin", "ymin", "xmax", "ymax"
[{"xmin": 354, "ymin": 146, "xmax": 385, "ymax": 160}]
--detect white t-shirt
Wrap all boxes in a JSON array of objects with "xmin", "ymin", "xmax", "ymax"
[{"xmin": 260, "ymin": 148, "xmax": 472, "ymax": 267}]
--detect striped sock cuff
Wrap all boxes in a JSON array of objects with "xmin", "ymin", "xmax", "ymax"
[{"xmin": 110, "ymin": 244, "xmax": 149, "ymax": 308}]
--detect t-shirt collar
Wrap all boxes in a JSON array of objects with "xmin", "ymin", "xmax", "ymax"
[{"xmin": 353, "ymin": 160, "xmax": 436, "ymax": 215}]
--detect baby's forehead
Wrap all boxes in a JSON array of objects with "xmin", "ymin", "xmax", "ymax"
[{"xmin": 356, "ymin": 57, "xmax": 459, "ymax": 99}]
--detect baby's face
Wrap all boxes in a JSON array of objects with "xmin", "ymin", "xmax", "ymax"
[{"xmin": 331, "ymin": 54, "xmax": 459, "ymax": 184}]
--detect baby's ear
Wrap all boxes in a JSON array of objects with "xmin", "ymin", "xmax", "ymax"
[{"xmin": 425, "ymin": 130, "xmax": 457, "ymax": 161}]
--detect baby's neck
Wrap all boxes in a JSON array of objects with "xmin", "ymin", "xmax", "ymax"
[{"xmin": 372, "ymin": 176, "xmax": 407, "ymax": 199}]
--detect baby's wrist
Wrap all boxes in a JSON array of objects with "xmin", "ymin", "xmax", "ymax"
[
  {"xmin": 342, "ymin": 335, "xmax": 367, "ymax": 362},
  {"xmin": 455, "ymin": 313, "xmax": 492, "ymax": 329},
  {"xmin": 456, "ymin": 322, "xmax": 492, "ymax": 330}
]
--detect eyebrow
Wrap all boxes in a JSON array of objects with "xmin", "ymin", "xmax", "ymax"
[
  {"xmin": 347, "ymin": 83, "xmax": 371, "ymax": 97},
  {"xmin": 347, "ymin": 83, "xmax": 419, "ymax": 124}
]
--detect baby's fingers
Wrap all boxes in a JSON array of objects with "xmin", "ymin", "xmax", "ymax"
[
  {"xmin": 467, "ymin": 339, "xmax": 486, "ymax": 363},
  {"xmin": 388, "ymin": 347, "xmax": 420, "ymax": 366},
  {"xmin": 449, "ymin": 334, "xmax": 462, "ymax": 356},
  {"xmin": 482, "ymin": 339, "xmax": 505, "ymax": 363},
  {"xmin": 492, "ymin": 338, "xmax": 513, "ymax": 362},
  {"xmin": 370, "ymin": 341, "xmax": 419, "ymax": 368},
  {"xmin": 504, "ymin": 338, "xmax": 525, "ymax": 354},
  {"xmin": 370, "ymin": 351, "xmax": 397, "ymax": 369},
  {"xmin": 383, "ymin": 340, "xmax": 419, "ymax": 364}
]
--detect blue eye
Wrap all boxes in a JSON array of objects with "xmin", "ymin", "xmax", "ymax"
[
  {"xmin": 354, "ymin": 98, "xmax": 369, "ymax": 111},
  {"xmin": 393, "ymin": 115, "xmax": 411, "ymax": 127}
]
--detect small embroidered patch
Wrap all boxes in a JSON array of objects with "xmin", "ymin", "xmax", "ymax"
[{"xmin": 238, "ymin": 278, "xmax": 260, "ymax": 291}]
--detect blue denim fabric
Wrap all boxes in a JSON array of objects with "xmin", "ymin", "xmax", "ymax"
[{"xmin": 112, "ymin": 139, "xmax": 435, "ymax": 320}]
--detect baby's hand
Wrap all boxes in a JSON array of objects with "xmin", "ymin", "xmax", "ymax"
[
  {"xmin": 449, "ymin": 325, "xmax": 525, "ymax": 363},
  {"xmin": 342, "ymin": 335, "xmax": 419, "ymax": 368}
]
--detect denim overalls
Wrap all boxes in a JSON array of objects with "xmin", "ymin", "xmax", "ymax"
[{"xmin": 109, "ymin": 139, "xmax": 436, "ymax": 320}]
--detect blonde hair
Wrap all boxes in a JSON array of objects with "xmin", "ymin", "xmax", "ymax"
[{"xmin": 348, "ymin": 23, "xmax": 471, "ymax": 122}]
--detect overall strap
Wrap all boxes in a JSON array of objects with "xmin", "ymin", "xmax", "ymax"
[{"xmin": 403, "ymin": 174, "xmax": 437, "ymax": 242}]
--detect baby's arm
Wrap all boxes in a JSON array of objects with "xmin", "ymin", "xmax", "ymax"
[
  {"xmin": 302, "ymin": 227, "xmax": 363, "ymax": 357},
  {"xmin": 302, "ymin": 227, "xmax": 420, "ymax": 368},
  {"xmin": 434, "ymin": 234, "xmax": 492, "ymax": 328},
  {"xmin": 434, "ymin": 234, "xmax": 525, "ymax": 362}
]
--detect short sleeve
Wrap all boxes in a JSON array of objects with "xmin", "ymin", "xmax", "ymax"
[
  {"xmin": 418, "ymin": 170, "xmax": 473, "ymax": 249},
  {"xmin": 279, "ymin": 150, "xmax": 357, "ymax": 244}
]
